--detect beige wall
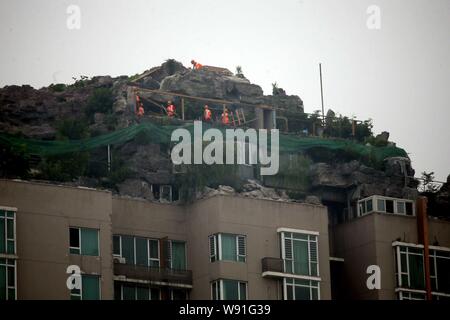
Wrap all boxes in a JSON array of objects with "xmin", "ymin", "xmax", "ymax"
[
  {"xmin": 0, "ymin": 180, "xmax": 114, "ymax": 300},
  {"xmin": 334, "ymin": 212, "xmax": 450, "ymax": 300},
  {"xmin": 0, "ymin": 179, "xmax": 330, "ymax": 300},
  {"xmin": 186, "ymin": 195, "xmax": 331, "ymax": 300}
]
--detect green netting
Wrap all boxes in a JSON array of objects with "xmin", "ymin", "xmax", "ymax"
[{"xmin": 0, "ymin": 121, "xmax": 407, "ymax": 163}]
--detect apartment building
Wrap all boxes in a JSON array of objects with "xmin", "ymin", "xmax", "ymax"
[{"xmin": 0, "ymin": 179, "xmax": 331, "ymax": 300}]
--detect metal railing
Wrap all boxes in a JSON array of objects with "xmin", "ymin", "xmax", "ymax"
[{"xmin": 113, "ymin": 262, "xmax": 192, "ymax": 285}]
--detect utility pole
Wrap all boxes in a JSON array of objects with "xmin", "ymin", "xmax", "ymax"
[{"xmin": 319, "ymin": 63, "xmax": 325, "ymax": 126}]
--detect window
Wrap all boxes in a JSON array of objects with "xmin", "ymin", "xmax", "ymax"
[
  {"xmin": 209, "ymin": 234, "xmax": 246, "ymax": 263},
  {"xmin": 70, "ymin": 275, "xmax": 100, "ymax": 300},
  {"xmin": 69, "ymin": 227, "xmax": 99, "ymax": 256},
  {"xmin": 0, "ymin": 209, "xmax": 16, "ymax": 255},
  {"xmin": 211, "ymin": 279, "xmax": 247, "ymax": 300},
  {"xmin": 114, "ymin": 282, "xmax": 160, "ymax": 300},
  {"xmin": 113, "ymin": 235, "xmax": 160, "ymax": 267},
  {"xmin": 282, "ymin": 232, "xmax": 318, "ymax": 277},
  {"xmin": 358, "ymin": 196, "xmax": 415, "ymax": 217},
  {"xmin": 171, "ymin": 289, "xmax": 188, "ymax": 300},
  {"xmin": 394, "ymin": 243, "xmax": 450, "ymax": 300},
  {"xmin": 377, "ymin": 199, "xmax": 385, "ymax": 212},
  {"xmin": 429, "ymin": 249, "xmax": 450, "ymax": 294},
  {"xmin": 0, "ymin": 258, "xmax": 16, "ymax": 300},
  {"xmin": 284, "ymin": 278, "xmax": 320, "ymax": 300},
  {"xmin": 160, "ymin": 185, "xmax": 172, "ymax": 203},
  {"xmin": 169, "ymin": 240, "xmax": 187, "ymax": 270}
]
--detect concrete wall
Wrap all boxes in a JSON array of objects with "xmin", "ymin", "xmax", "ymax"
[
  {"xmin": 334, "ymin": 212, "xmax": 450, "ymax": 300},
  {"xmin": 0, "ymin": 180, "xmax": 113, "ymax": 300},
  {"xmin": 186, "ymin": 195, "xmax": 331, "ymax": 300}
]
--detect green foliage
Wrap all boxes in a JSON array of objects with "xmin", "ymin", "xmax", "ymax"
[
  {"xmin": 70, "ymin": 76, "xmax": 90, "ymax": 88},
  {"xmin": 49, "ymin": 83, "xmax": 67, "ymax": 92},
  {"xmin": 265, "ymin": 154, "xmax": 311, "ymax": 191},
  {"xmin": 0, "ymin": 141, "xmax": 30, "ymax": 178},
  {"xmin": 101, "ymin": 154, "xmax": 133, "ymax": 189},
  {"xmin": 235, "ymin": 66, "xmax": 243, "ymax": 75},
  {"xmin": 272, "ymin": 82, "xmax": 279, "ymax": 95},
  {"xmin": 85, "ymin": 88, "xmax": 114, "ymax": 119},
  {"xmin": 38, "ymin": 119, "xmax": 90, "ymax": 182},
  {"xmin": 165, "ymin": 59, "xmax": 178, "ymax": 75},
  {"xmin": 56, "ymin": 119, "xmax": 90, "ymax": 140}
]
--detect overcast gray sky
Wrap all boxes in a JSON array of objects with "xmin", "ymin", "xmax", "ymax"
[{"xmin": 1, "ymin": 0, "xmax": 449, "ymax": 181}]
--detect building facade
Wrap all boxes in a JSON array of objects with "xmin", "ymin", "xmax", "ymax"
[{"xmin": 0, "ymin": 179, "xmax": 331, "ymax": 300}]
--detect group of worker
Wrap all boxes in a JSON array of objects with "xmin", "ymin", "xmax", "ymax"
[
  {"xmin": 135, "ymin": 59, "xmax": 233, "ymax": 124},
  {"xmin": 135, "ymin": 95, "xmax": 230, "ymax": 125}
]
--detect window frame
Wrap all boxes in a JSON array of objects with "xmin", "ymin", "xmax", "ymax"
[
  {"xmin": 70, "ymin": 274, "xmax": 101, "ymax": 300},
  {"xmin": 210, "ymin": 279, "xmax": 247, "ymax": 300},
  {"xmin": 113, "ymin": 235, "xmax": 161, "ymax": 267},
  {"xmin": 280, "ymin": 230, "xmax": 319, "ymax": 278},
  {"xmin": 209, "ymin": 233, "xmax": 247, "ymax": 263},
  {"xmin": 117, "ymin": 283, "xmax": 161, "ymax": 300},
  {"xmin": 69, "ymin": 227, "xmax": 100, "ymax": 256},
  {"xmin": 283, "ymin": 277, "xmax": 320, "ymax": 300},
  {"xmin": 0, "ymin": 207, "xmax": 17, "ymax": 256},
  {"xmin": 358, "ymin": 196, "xmax": 415, "ymax": 217},
  {"xmin": 0, "ymin": 258, "xmax": 17, "ymax": 300}
]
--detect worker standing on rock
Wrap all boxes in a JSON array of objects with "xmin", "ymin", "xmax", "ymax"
[
  {"xmin": 203, "ymin": 105, "xmax": 212, "ymax": 122},
  {"xmin": 221, "ymin": 107, "xmax": 230, "ymax": 125},
  {"xmin": 135, "ymin": 93, "xmax": 145, "ymax": 118},
  {"xmin": 191, "ymin": 60, "xmax": 203, "ymax": 70},
  {"xmin": 166, "ymin": 101, "xmax": 176, "ymax": 118}
]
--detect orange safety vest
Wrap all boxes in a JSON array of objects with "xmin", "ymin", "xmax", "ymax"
[
  {"xmin": 204, "ymin": 109, "xmax": 212, "ymax": 121},
  {"xmin": 194, "ymin": 63, "xmax": 203, "ymax": 70},
  {"xmin": 137, "ymin": 106, "xmax": 144, "ymax": 116},
  {"xmin": 167, "ymin": 104, "xmax": 175, "ymax": 117},
  {"xmin": 221, "ymin": 111, "xmax": 229, "ymax": 125}
]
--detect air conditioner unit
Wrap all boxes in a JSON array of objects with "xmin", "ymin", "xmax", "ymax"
[{"xmin": 113, "ymin": 256, "xmax": 126, "ymax": 264}]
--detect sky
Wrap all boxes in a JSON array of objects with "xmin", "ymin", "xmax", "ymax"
[{"xmin": 0, "ymin": 0, "xmax": 449, "ymax": 181}]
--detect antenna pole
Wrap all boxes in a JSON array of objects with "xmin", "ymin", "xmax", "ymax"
[{"xmin": 319, "ymin": 63, "xmax": 325, "ymax": 125}]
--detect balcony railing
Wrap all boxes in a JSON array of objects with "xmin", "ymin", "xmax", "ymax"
[{"xmin": 113, "ymin": 262, "xmax": 193, "ymax": 286}]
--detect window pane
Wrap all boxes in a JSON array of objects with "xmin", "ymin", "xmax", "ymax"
[
  {"xmin": 0, "ymin": 219, "xmax": 6, "ymax": 253},
  {"xmin": 295, "ymin": 285, "xmax": 310, "ymax": 300},
  {"xmin": 7, "ymin": 240, "xmax": 14, "ymax": 255},
  {"xmin": 212, "ymin": 282, "xmax": 218, "ymax": 300},
  {"xmin": 122, "ymin": 285, "xmax": 135, "ymax": 300},
  {"xmin": 113, "ymin": 236, "xmax": 120, "ymax": 255},
  {"xmin": 311, "ymin": 287, "xmax": 319, "ymax": 300},
  {"xmin": 0, "ymin": 265, "xmax": 6, "ymax": 300},
  {"xmin": 222, "ymin": 280, "xmax": 239, "ymax": 300},
  {"xmin": 221, "ymin": 235, "xmax": 237, "ymax": 261},
  {"xmin": 150, "ymin": 288, "xmax": 160, "ymax": 300},
  {"xmin": 171, "ymin": 241, "xmax": 186, "ymax": 270},
  {"xmin": 406, "ymin": 202, "xmax": 413, "ymax": 216},
  {"xmin": 436, "ymin": 257, "xmax": 450, "ymax": 293},
  {"xmin": 0, "ymin": 210, "xmax": 4, "ymax": 217},
  {"xmin": 286, "ymin": 284, "xmax": 293, "ymax": 300},
  {"xmin": 366, "ymin": 199, "xmax": 373, "ymax": 212},
  {"xmin": 397, "ymin": 201, "xmax": 405, "ymax": 214},
  {"xmin": 82, "ymin": 275, "xmax": 100, "ymax": 300},
  {"xmin": 69, "ymin": 228, "xmax": 79, "ymax": 248},
  {"xmin": 6, "ymin": 220, "xmax": 13, "ymax": 239},
  {"xmin": 386, "ymin": 200, "xmax": 394, "ymax": 213},
  {"xmin": 377, "ymin": 199, "xmax": 385, "ymax": 212},
  {"xmin": 293, "ymin": 233, "xmax": 308, "ymax": 240},
  {"xmin": 136, "ymin": 287, "xmax": 149, "ymax": 300},
  {"xmin": 7, "ymin": 266, "xmax": 14, "ymax": 287},
  {"xmin": 6, "ymin": 212, "xmax": 14, "ymax": 218},
  {"xmin": 171, "ymin": 289, "xmax": 186, "ymax": 300},
  {"xmin": 408, "ymin": 254, "xmax": 425, "ymax": 289},
  {"xmin": 135, "ymin": 237, "xmax": 148, "ymax": 266},
  {"xmin": 239, "ymin": 282, "xmax": 247, "ymax": 300},
  {"xmin": 114, "ymin": 283, "xmax": 121, "ymax": 300},
  {"xmin": 121, "ymin": 236, "xmax": 135, "ymax": 264},
  {"xmin": 149, "ymin": 240, "xmax": 159, "ymax": 260},
  {"xmin": 81, "ymin": 228, "xmax": 99, "ymax": 256},
  {"xmin": 293, "ymin": 240, "xmax": 309, "ymax": 275}
]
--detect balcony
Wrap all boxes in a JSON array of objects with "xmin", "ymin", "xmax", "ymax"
[
  {"xmin": 113, "ymin": 262, "xmax": 193, "ymax": 287},
  {"xmin": 261, "ymin": 257, "xmax": 321, "ymax": 281}
]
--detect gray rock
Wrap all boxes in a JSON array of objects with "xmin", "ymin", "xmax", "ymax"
[
  {"xmin": 117, "ymin": 179, "xmax": 154, "ymax": 200},
  {"xmin": 94, "ymin": 112, "xmax": 105, "ymax": 124},
  {"xmin": 305, "ymin": 195, "xmax": 322, "ymax": 205},
  {"xmin": 113, "ymin": 97, "xmax": 127, "ymax": 113},
  {"xmin": 376, "ymin": 131, "xmax": 390, "ymax": 143}
]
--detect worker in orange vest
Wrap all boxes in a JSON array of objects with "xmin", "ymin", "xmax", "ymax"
[
  {"xmin": 203, "ymin": 105, "xmax": 212, "ymax": 122},
  {"xmin": 191, "ymin": 60, "xmax": 203, "ymax": 70},
  {"xmin": 166, "ymin": 101, "xmax": 176, "ymax": 118},
  {"xmin": 221, "ymin": 107, "xmax": 230, "ymax": 125},
  {"xmin": 137, "ymin": 104, "xmax": 145, "ymax": 117}
]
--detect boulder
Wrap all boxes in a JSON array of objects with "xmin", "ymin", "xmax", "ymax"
[
  {"xmin": 117, "ymin": 179, "xmax": 154, "ymax": 200},
  {"xmin": 113, "ymin": 97, "xmax": 127, "ymax": 113}
]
